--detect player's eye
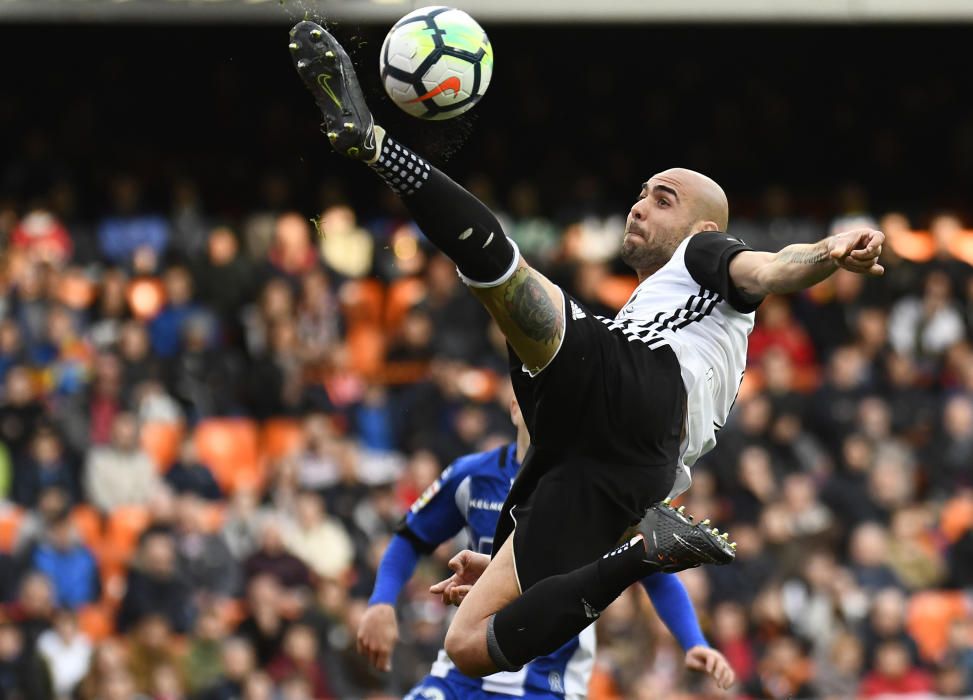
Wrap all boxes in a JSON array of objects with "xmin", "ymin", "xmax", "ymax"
[{"xmin": 657, "ymin": 198, "xmax": 669, "ymax": 207}]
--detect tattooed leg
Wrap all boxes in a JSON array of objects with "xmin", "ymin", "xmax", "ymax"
[{"xmin": 473, "ymin": 261, "xmax": 566, "ymax": 373}]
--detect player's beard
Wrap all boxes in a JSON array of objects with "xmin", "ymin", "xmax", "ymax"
[{"xmin": 620, "ymin": 224, "xmax": 686, "ymax": 273}]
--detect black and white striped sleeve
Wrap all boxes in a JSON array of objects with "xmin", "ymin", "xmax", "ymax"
[{"xmin": 684, "ymin": 231, "xmax": 763, "ymax": 313}]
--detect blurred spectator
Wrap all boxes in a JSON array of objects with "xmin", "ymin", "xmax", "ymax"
[
  {"xmin": 196, "ymin": 636, "xmax": 256, "ymax": 700},
  {"xmin": 710, "ymin": 601, "xmax": 754, "ymax": 683},
  {"xmin": 295, "ymin": 268, "xmax": 340, "ymax": 365},
  {"xmin": 221, "ymin": 487, "xmax": 268, "ymax": 560},
  {"xmin": 169, "ymin": 179, "xmax": 209, "ymax": 260},
  {"xmin": 244, "ymin": 516, "xmax": 312, "ymax": 592},
  {"xmin": 30, "ymin": 512, "xmax": 99, "ymax": 608},
  {"xmin": 886, "ymin": 505, "xmax": 946, "ymax": 591},
  {"xmin": 118, "ymin": 320, "xmax": 163, "ymax": 401},
  {"xmin": 0, "ymin": 619, "xmax": 54, "ymax": 699},
  {"xmin": 164, "ymin": 437, "xmax": 222, "ymax": 501},
  {"xmin": 11, "ymin": 210, "xmax": 72, "ymax": 265},
  {"xmin": 0, "ymin": 365, "xmax": 46, "ymax": 459},
  {"xmin": 860, "ymin": 640, "xmax": 933, "ymax": 697},
  {"xmin": 0, "ymin": 318, "xmax": 27, "ymax": 382},
  {"xmin": 96, "ymin": 176, "xmax": 168, "ymax": 269},
  {"xmin": 888, "ymin": 270, "xmax": 965, "ymax": 361},
  {"xmin": 281, "ymin": 490, "xmax": 354, "ymax": 581},
  {"xmin": 849, "ymin": 523, "xmax": 902, "ymax": 592},
  {"xmin": 172, "ymin": 492, "xmax": 241, "ymax": 598},
  {"xmin": 266, "ymin": 622, "xmax": 334, "ymax": 698},
  {"xmin": 182, "ymin": 608, "xmax": 226, "ymax": 695},
  {"xmin": 235, "ymin": 575, "xmax": 291, "ymax": 667},
  {"xmin": 117, "ymin": 530, "xmax": 195, "ymax": 634},
  {"xmin": 83, "ymin": 411, "xmax": 159, "ymax": 513},
  {"xmin": 76, "ymin": 639, "xmax": 130, "ymax": 700},
  {"xmin": 926, "ymin": 394, "xmax": 973, "ymax": 494},
  {"xmin": 813, "ymin": 630, "xmax": 865, "ymax": 698},
  {"xmin": 193, "ymin": 226, "xmax": 255, "ymax": 322},
  {"xmin": 861, "ymin": 588, "xmax": 921, "ymax": 668},
  {"xmin": 742, "ymin": 635, "xmax": 814, "ymax": 699},
  {"xmin": 126, "ymin": 613, "xmax": 183, "ymax": 693},
  {"xmin": 264, "ymin": 213, "xmax": 319, "ymax": 282},
  {"xmin": 13, "ymin": 425, "xmax": 80, "ymax": 508},
  {"xmin": 748, "ymin": 295, "xmax": 816, "ymax": 368},
  {"xmin": 36, "ymin": 608, "xmax": 92, "ymax": 699},
  {"xmin": 149, "ymin": 264, "xmax": 201, "ymax": 359},
  {"xmin": 942, "ymin": 618, "xmax": 973, "ymax": 695},
  {"xmin": 318, "ymin": 205, "xmax": 374, "ymax": 280},
  {"xmin": 86, "ymin": 267, "xmax": 129, "ymax": 351},
  {"xmin": 9, "ymin": 571, "xmax": 56, "ymax": 646}
]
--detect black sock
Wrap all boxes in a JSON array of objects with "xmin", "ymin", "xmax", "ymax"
[
  {"xmin": 488, "ymin": 537, "xmax": 650, "ymax": 670},
  {"xmin": 369, "ymin": 134, "xmax": 519, "ymax": 287}
]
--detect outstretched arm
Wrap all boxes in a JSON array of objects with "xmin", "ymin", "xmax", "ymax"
[
  {"xmin": 641, "ymin": 574, "xmax": 735, "ymax": 690},
  {"xmin": 729, "ymin": 227, "xmax": 885, "ymax": 300},
  {"xmin": 358, "ymin": 535, "xmax": 422, "ymax": 671}
]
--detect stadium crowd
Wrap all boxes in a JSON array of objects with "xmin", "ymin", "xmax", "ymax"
[
  {"xmin": 1, "ymin": 18, "xmax": 972, "ymax": 700},
  {"xmin": 1, "ymin": 166, "xmax": 973, "ymax": 700}
]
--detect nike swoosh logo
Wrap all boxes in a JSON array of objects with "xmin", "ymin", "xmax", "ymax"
[
  {"xmin": 406, "ymin": 76, "xmax": 461, "ymax": 104},
  {"xmin": 316, "ymin": 73, "xmax": 342, "ymax": 108},
  {"xmin": 673, "ymin": 533, "xmax": 715, "ymax": 561}
]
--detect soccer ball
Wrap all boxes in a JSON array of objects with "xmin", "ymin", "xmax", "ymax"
[{"xmin": 380, "ymin": 6, "xmax": 493, "ymax": 120}]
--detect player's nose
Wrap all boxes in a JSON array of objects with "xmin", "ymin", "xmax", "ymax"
[{"xmin": 629, "ymin": 201, "xmax": 645, "ymax": 220}]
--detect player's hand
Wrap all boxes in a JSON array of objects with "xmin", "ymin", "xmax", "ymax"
[
  {"xmin": 685, "ymin": 645, "xmax": 735, "ymax": 690},
  {"xmin": 826, "ymin": 228, "xmax": 885, "ymax": 276},
  {"xmin": 429, "ymin": 550, "xmax": 490, "ymax": 606},
  {"xmin": 356, "ymin": 603, "xmax": 398, "ymax": 672}
]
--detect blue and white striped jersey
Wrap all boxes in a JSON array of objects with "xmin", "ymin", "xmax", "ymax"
[{"xmin": 404, "ymin": 444, "xmax": 595, "ymax": 699}]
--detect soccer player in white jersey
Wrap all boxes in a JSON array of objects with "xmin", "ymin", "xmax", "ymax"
[{"xmin": 288, "ymin": 21, "xmax": 885, "ymax": 680}]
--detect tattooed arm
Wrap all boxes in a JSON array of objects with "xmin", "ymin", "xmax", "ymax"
[
  {"xmin": 729, "ymin": 228, "xmax": 886, "ymax": 299},
  {"xmin": 472, "ymin": 261, "xmax": 565, "ymax": 373}
]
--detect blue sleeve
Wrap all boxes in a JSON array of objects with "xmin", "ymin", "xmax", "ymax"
[
  {"xmin": 402, "ymin": 464, "xmax": 468, "ymax": 549},
  {"xmin": 368, "ymin": 535, "xmax": 422, "ymax": 606},
  {"xmin": 641, "ymin": 573, "xmax": 708, "ymax": 651}
]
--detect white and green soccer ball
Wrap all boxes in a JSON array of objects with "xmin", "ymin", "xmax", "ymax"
[{"xmin": 380, "ymin": 6, "xmax": 493, "ymax": 120}]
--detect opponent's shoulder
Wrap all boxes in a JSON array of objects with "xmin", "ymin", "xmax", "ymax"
[{"xmin": 448, "ymin": 444, "xmax": 513, "ymax": 480}]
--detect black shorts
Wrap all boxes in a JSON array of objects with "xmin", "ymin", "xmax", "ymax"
[{"xmin": 494, "ymin": 294, "xmax": 686, "ymax": 590}]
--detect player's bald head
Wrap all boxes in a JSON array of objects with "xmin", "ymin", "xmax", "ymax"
[{"xmin": 649, "ymin": 168, "xmax": 729, "ymax": 231}]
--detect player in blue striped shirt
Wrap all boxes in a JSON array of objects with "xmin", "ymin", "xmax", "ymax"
[{"xmin": 358, "ymin": 399, "xmax": 734, "ymax": 699}]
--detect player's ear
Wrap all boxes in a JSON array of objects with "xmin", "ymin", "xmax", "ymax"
[{"xmin": 694, "ymin": 220, "xmax": 720, "ymax": 233}]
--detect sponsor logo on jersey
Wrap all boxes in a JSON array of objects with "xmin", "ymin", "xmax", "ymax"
[
  {"xmin": 468, "ymin": 498, "xmax": 504, "ymax": 512},
  {"xmin": 410, "ymin": 466, "xmax": 452, "ymax": 514},
  {"xmin": 549, "ymin": 671, "xmax": 565, "ymax": 693}
]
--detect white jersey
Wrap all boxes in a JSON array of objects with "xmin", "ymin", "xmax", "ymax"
[{"xmin": 609, "ymin": 232, "xmax": 758, "ymax": 497}]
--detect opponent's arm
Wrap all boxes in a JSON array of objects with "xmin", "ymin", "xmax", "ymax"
[
  {"xmin": 729, "ymin": 228, "xmax": 885, "ymax": 299},
  {"xmin": 641, "ymin": 574, "xmax": 735, "ymax": 690},
  {"xmin": 358, "ymin": 535, "xmax": 421, "ymax": 671},
  {"xmin": 358, "ymin": 466, "xmax": 468, "ymax": 671}
]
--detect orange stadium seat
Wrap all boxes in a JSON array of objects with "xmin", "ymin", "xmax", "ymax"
[
  {"xmin": 385, "ymin": 277, "xmax": 427, "ymax": 331},
  {"xmin": 949, "ymin": 229, "xmax": 973, "ymax": 266},
  {"xmin": 0, "ymin": 506, "xmax": 24, "ymax": 553},
  {"xmin": 889, "ymin": 230, "xmax": 936, "ymax": 263},
  {"xmin": 103, "ymin": 505, "xmax": 151, "ymax": 564},
  {"xmin": 340, "ymin": 278, "xmax": 385, "ymax": 326},
  {"xmin": 597, "ymin": 275, "xmax": 640, "ymax": 312},
  {"xmin": 345, "ymin": 324, "xmax": 386, "ymax": 379},
  {"xmin": 940, "ymin": 492, "xmax": 973, "ymax": 544},
  {"xmin": 260, "ymin": 418, "xmax": 305, "ymax": 463},
  {"xmin": 194, "ymin": 418, "xmax": 262, "ymax": 493},
  {"xmin": 140, "ymin": 421, "xmax": 185, "ymax": 473},
  {"xmin": 70, "ymin": 505, "xmax": 104, "ymax": 551},
  {"xmin": 77, "ymin": 603, "xmax": 115, "ymax": 642},
  {"xmin": 907, "ymin": 590, "xmax": 970, "ymax": 662}
]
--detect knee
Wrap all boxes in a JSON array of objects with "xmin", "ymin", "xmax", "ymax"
[{"xmin": 444, "ymin": 623, "xmax": 492, "ymax": 678}]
